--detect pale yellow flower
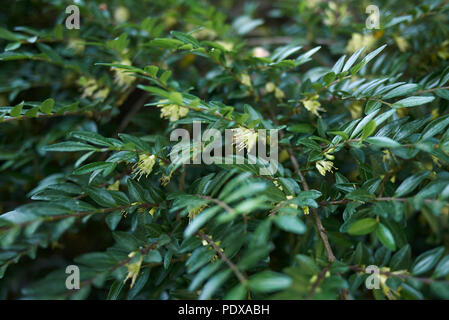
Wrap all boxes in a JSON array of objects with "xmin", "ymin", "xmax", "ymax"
[
  {"xmin": 159, "ymin": 104, "xmax": 189, "ymax": 122},
  {"xmin": 306, "ymin": 0, "xmax": 322, "ymax": 9},
  {"xmin": 240, "ymin": 74, "xmax": 252, "ymax": 87},
  {"xmin": 124, "ymin": 252, "xmax": 142, "ymax": 288},
  {"xmin": 303, "ymin": 97, "xmax": 325, "ymax": 117},
  {"xmin": 274, "ymin": 179, "xmax": 284, "ymax": 191},
  {"xmin": 253, "ymin": 47, "xmax": 270, "ymax": 58},
  {"xmin": 107, "ymin": 180, "xmax": 120, "ymax": 191},
  {"xmin": 275, "ymin": 88, "xmax": 285, "ymax": 100},
  {"xmin": 286, "ymin": 195, "xmax": 298, "ymax": 210},
  {"xmin": 348, "ymin": 102, "xmax": 363, "ymax": 119},
  {"xmin": 191, "ymin": 28, "xmax": 217, "ymax": 40},
  {"xmin": 394, "ymin": 36, "xmax": 409, "ymax": 52},
  {"xmin": 79, "ymin": 78, "xmax": 98, "ymax": 98},
  {"xmin": 67, "ymin": 38, "xmax": 85, "ymax": 54},
  {"xmin": 114, "ymin": 6, "xmax": 130, "ymax": 23},
  {"xmin": 216, "ymin": 41, "xmax": 234, "ymax": 52},
  {"xmin": 265, "ymin": 82, "xmax": 276, "ymax": 93},
  {"xmin": 378, "ymin": 267, "xmax": 406, "ymax": 300},
  {"xmin": 324, "ymin": 1, "xmax": 348, "ymax": 26},
  {"xmin": 346, "ymin": 33, "xmax": 376, "ymax": 53},
  {"xmin": 133, "ymin": 154, "xmax": 156, "ymax": 180},
  {"xmin": 111, "ymin": 59, "xmax": 135, "ymax": 88},
  {"xmin": 437, "ymin": 40, "xmax": 449, "ymax": 60},
  {"xmin": 316, "ymin": 160, "xmax": 337, "ymax": 176},
  {"xmin": 188, "ymin": 204, "xmax": 207, "ymax": 220},
  {"xmin": 232, "ymin": 127, "xmax": 259, "ymax": 152},
  {"xmin": 92, "ymin": 87, "xmax": 110, "ymax": 102},
  {"xmin": 160, "ymin": 172, "xmax": 173, "ymax": 187}
]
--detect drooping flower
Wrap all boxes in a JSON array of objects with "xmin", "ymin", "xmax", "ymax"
[
  {"xmin": 78, "ymin": 77, "xmax": 109, "ymax": 102},
  {"xmin": 111, "ymin": 59, "xmax": 135, "ymax": 88},
  {"xmin": 232, "ymin": 127, "xmax": 259, "ymax": 152},
  {"xmin": 67, "ymin": 38, "xmax": 85, "ymax": 54},
  {"xmin": 240, "ymin": 73, "xmax": 252, "ymax": 87},
  {"xmin": 286, "ymin": 195, "xmax": 298, "ymax": 210},
  {"xmin": 437, "ymin": 40, "xmax": 449, "ymax": 60},
  {"xmin": 160, "ymin": 170, "xmax": 174, "ymax": 187},
  {"xmin": 378, "ymin": 267, "xmax": 407, "ymax": 300},
  {"xmin": 158, "ymin": 103, "xmax": 189, "ymax": 122},
  {"xmin": 133, "ymin": 154, "xmax": 156, "ymax": 180},
  {"xmin": 78, "ymin": 77, "xmax": 98, "ymax": 98},
  {"xmin": 92, "ymin": 87, "xmax": 110, "ymax": 102},
  {"xmin": 124, "ymin": 251, "xmax": 142, "ymax": 288},
  {"xmin": 302, "ymin": 206, "xmax": 310, "ymax": 215},
  {"xmin": 107, "ymin": 180, "xmax": 120, "ymax": 191},
  {"xmin": 394, "ymin": 36, "xmax": 410, "ymax": 52},
  {"xmin": 303, "ymin": 96, "xmax": 325, "ymax": 117},
  {"xmin": 316, "ymin": 160, "xmax": 337, "ymax": 176},
  {"xmin": 275, "ymin": 87, "xmax": 285, "ymax": 100},
  {"xmin": 188, "ymin": 203, "xmax": 208, "ymax": 220}
]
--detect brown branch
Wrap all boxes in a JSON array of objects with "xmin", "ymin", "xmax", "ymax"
[
  {"xmin": 348, "ymin": 265, "xmax": 449, "ymax": 286},
  {"xmin": 116, "ymin": 93, "xmax": 149, "ymax": 135},
  {"xmin": 196, "ymin": 195, "xmax": 235, "ymax": 214},
  {"xmin": 196, "ymin": 231, "xmax": 246, "ymax": 283},
  {"xmin": 295, "ymin": 166, "xmax": 337, "ymax": 263},
  {"xmin": 306, "ymin": 265, "xmax": 330, "ymax": 299}
]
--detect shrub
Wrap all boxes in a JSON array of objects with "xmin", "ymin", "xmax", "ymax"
[{"xmin": 1, "ymin": 0, "xmax": 449, "ymax": 300}]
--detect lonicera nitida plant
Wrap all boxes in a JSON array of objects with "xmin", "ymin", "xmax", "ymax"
[{"xmin": 1, "ymin": 0, "xmax": 449, "ymax": 300}]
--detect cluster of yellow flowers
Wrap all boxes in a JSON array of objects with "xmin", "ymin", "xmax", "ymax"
[
  {"xmin": 111, "ymin": 59, "xmax": 135, "ymax": 88},
  {"xmin": 316, "ymin": 147, "xmax": 338, "ymax": 176},
  {"xmin": 77, "ymin": 77, "xmax": 110, "ymax": 102},
  {"xmin": 133, "ymin": 154, "xmax": 156, "ymax": 181},
  {"xmin": 188, "ymin": 203, "xmax": 208, "ymax": 220},
  {"xmin": 316, "ymin": 159, "xmax": 337, "ymax": 176},
  {"xmin": 265, "ymin": 82, "xmax": 285, "ymax": 100},
  {"xmin": 67, "ymin": 38, "xmax": 85, "ymax": 54},
  {"xmin": 158, "ymin": 103, "xmax": 189, "ymax": 122},
  {"xmin": 378, "ymin": 267, "xmax": 408, "ymax": 300},
  {"xmin": 232, "ymin": 127, "xmax": 259, "ymax": 152},
  {"xmin": 345, "ymin": 33, "xmax": 377, "ymax": 53},
  {"xmin": 303, "ymin": 95, "xmax": 325, "ymax": 117},
  {"xmin": 323, "ymin": 1, "xmax": 348, "ymax": 26}
]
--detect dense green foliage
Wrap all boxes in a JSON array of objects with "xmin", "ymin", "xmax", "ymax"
[{"xmin": 1, "ymin": 0, "xmax": 449, "ymax": 300}]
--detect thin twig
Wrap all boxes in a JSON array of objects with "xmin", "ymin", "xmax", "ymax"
[
  {"xmin": 196, "ymin": 231, "xmax": 246, "ymax": 283},
  {"xmin": 306, "ymin": 265, "xmax": 330, "ymax": 299}
]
